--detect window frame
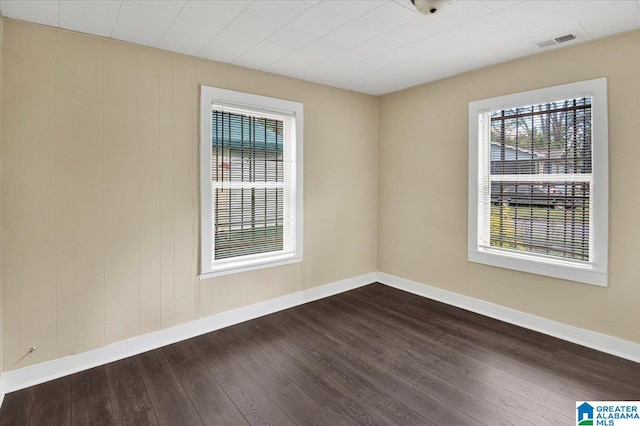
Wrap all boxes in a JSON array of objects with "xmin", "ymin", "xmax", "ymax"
[
  {"xmin": 199, "ymin": 86, "xmax": 303, "ymax": 279},
  {"xmin": 468, "ymin": 78, "xmax": 608, "ymax": 287}
]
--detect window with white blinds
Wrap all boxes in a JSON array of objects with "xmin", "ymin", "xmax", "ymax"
[
  {"xmin": 200, "ymin": 86, "xmax": 303, "ymax": 278},
  {"xmin": 468, "ymin": 79, "xmax": 608, "ymax": 286}
]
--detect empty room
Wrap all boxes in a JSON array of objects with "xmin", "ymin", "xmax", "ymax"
[{"xmin": 0, "ymin": 0, "xmax": 639, "ymax": 424}]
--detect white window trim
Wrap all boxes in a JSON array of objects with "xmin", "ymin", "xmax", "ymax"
[
  {"xmin": 468, "ymin": 78, "xmax": 608, "ymax": 287},
  {"xmin": 199, "ymin": 86, "xmax": 303, "ymax": 279}
]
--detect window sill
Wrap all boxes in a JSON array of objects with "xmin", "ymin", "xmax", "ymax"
[
  {"xmin": 468, "ymin": 249, "xmax": 607, "ymax": 287},
  {"xmin": 199, "ymin": 254, "xmax": 302, "ymax": 280}
]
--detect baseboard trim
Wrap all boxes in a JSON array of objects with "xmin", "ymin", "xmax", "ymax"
[
  {"xmin": 375, "ymin": 271, "xmax": 640, "ymax": 364},
  {"xmin": 3, "ymin": 270, "xmax": 638, "ymax": 403},
  {"xmin": 0, "ymin": 272, "xmax": 375, "ymax": 397}
]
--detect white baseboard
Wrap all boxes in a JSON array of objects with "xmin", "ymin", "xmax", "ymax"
[
  {"xmin": 0, "ymin": 272, "xmax": 375, "ymax": 398},
  {"xmin": 2, "ymin": 270, "xmax": 638, "ymax": 406},
  {"xmin": 376, "ymin": 272, "xmax": 640, "ymax": 364}
]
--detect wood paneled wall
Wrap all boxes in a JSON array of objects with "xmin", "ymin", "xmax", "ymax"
[{"xmin": 1, "ymin": 20, "xmax": 379, "ymax": 371}]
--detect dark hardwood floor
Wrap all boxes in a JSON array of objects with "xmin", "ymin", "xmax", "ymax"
[{"xmin": 1, "ymin": 283, "xmax": 639, "ymax": 425}]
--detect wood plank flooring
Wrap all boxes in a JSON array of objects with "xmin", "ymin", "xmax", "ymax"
[{"xmin": 1, "ymin": 283, "xmax": 639, "ymax": 425}]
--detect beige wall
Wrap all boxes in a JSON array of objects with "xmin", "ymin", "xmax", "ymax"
[
  {"xmin": 0, "ymin": 16, "xmax": 3, "ymax": 378},
  {"xmin": 2, "ymin": 16, "xmax": 639, "ymax": 375},
  {"xmin": 0, "ymin": 20, "xmax": 378, "ymax": 372},
  {"xmin": 378, "ymin": 30, "xmax": 640, "ymax": 344}
]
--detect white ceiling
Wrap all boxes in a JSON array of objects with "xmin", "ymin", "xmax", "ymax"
[{"xmin": 2, "ymin": 0, "xmax": 640, "ymax": 95}]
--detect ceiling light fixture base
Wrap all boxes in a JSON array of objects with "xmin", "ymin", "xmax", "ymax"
[{"xmin": 411, "ymin": 0, "xmax": 451, "ymax": 15}]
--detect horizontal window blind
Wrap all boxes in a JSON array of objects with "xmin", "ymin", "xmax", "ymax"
[
  {"xmin": 478, "ymin": 97, "xmax": 593, "ymax": 263},
  {"xmin": 210, "ymin": 105, "xmax": 297, "ymax": 263}
]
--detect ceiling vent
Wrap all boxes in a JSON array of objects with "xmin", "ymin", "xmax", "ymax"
[
  {"xmin": 554, "ymin": 34, "xmax": 577, "ymax": 43},
  {"xmin": 536, "ymin": 33, "xmax": 578, "ymax": 48}
]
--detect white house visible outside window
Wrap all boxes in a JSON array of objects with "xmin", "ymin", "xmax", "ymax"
[
  {"xmin": 468, "ymin": 78, "xmax": 608, "ymax": 286},
  {"xmin": 199, "ymin": 86, "xmax": 303, "ymax": 278}
]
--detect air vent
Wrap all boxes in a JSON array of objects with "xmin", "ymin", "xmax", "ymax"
[
  {"xmin": 554, "ymin": 34, "xmax": 577, "ymax": 43},
  {"xmin": 536, "ymin": 33, "xmax": 578, "ymax": 48}
]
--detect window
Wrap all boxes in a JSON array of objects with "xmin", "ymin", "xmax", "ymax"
[
  {"xmin": 468, "ymin": 78, "xmax": 608, "ymax": 286},
  {"xmin": 200, "ymin": 86, "xmax": 303, "ymax": 278}
]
